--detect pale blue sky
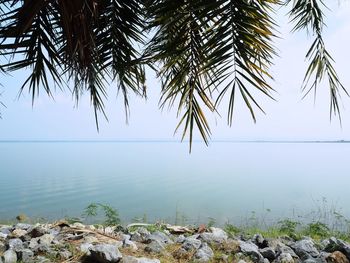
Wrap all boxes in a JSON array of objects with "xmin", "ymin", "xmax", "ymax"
[{"xmin": 1, "ymin": 3, "xmax": 350, "ymax": 141}]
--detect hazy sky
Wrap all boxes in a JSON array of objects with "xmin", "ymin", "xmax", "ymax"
[{"xmin": 1, "ymin": 3, "xmax": 350, "ymax": 141}]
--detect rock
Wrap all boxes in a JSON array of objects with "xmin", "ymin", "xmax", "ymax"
[
  {"xmin": 123, "ymin": 239, "xmax": 138, "ymax": 251},
  {"xmin": 239, "ymin": 240, "xmax": 264, "ymax": 263},
  {"xmin": 175, "ymin": 235, "xmax": 186, "ymax": 243},
  {"xmin": 36, "ymin": 256, "xmax": 50, "ymax": 262},
  {"xmin": 16, "ymin": 214, "xmax": 27, "ymax": 222},
  {"xmin": 324, "ymin": 238, "xmax": 350, "ymax": 260},
  {"xmin": 0, "ymin": 233, "xmax": 7, "ymax": 240},
  {"xmin": 276, "ymin": 242, "xmax": 298, "ymax": 258},
  {"xmin": 28, "ymin": 238, "xmax": 39, "ymax": 249},
  {"xmin": 8, "ymin": 238, "xmax": 23, "ymax": 251},
  {"xmin": 237, "ymin": 260, "xmax": 247, "ymax": 263},
  {"xmin": 59, "ymin": 249, "xmax": 73, "ymax": 259},
  {"xmin": 293, "ymin": 238, "xmax": 319, "ymax": 258},
  {"xmin": 182, "ymin": 237, "xmax": 202, "ymax": 251},
  {"xmin": 146, "ymin": 231, "xmax": 173, "ymax": 245},
  {"xmin": 80, "ymin": 242, "xmax": 94, "ymax": 255},
  {"xmin": 173, "ymin": 247, "xmax": 191, "ymax": 260},
  {"xmin": 327, "ymin": 251, "xmax": 350, "ymax": 263},
  {"xmin": 0, "ymin": 227, "xmax": 11, "ymax": 235},
  {"xmin": 259, "ymin": 247, "xmax": 276, "ymax": 261},
  {"xmin": 303, "ymin": 258, "xmax": 327, "ymax": 263},
  {"xmin": 3, "ymin": 250, "xmax": 17, "ymax": 263},
  {"xmin": 200, "ymin": 227, "xmax": 228, "ymax": 244},
  {"xmin": 253, "ymin": 234, "xmax": 268, "ymax": 248},
  {"xmin": 122, "ymin": 256, "xmax": 161, "ymax": 263},
  {"xmin": 89, "ymin": 244, "xmax": 122, "ymax": 263},
  {"xmin": 28, "ymin": 226, "xmax": 47, "ymax": 238},
  {"xmin": 18, "ymin": 248, "xmax": 34, "ymax": 262},
  {"xmin": 11, "ymin": 228, "xmax": 27, "ymax": 238},
  {"xmin": 275, "ymin": 253, "xmax": 294, "ymax": 263},
  {"xmin": 120, "ymin": 234, "xmax": 131, "ymax": 241},
  {"xmin": 39, "ymin": 234, "xmax": 54, "ymax": 246},
  {"xmin": 144, "ymin": 240, "xmax": 165, "ymax": 253},
  {"xmin": 193, "ymin": 243, "xmax": 214, "ymax": 262},
  {"xmin": 15, "ymin": 223, "xmax": 32, "ymax": 230},
  {"xmin": 131, "ymin": 227, "xmax": 150, "ymax": 243}
]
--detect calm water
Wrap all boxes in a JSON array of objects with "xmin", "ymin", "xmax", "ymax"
[{"xmin": 0, "ymin": 142, "xmax": 349, "ymax": 225}]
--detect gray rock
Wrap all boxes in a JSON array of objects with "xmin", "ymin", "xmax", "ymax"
[
  {"xmin": 39, "ymin": 233, "xmax": 54, "ymax": 246},
  {"xmin": 182, "ymin": 237, "xmax": 202, "ymax": 251},
  {"xmin": 144, "ymin": 240, "xmax": 165, "ymax": 253},
  {"xmin": 123, "ymin": 239, "xmax": 138, "ymax": 250},
  {"xmin": 146, "ymin": 231, "xmax": 173, "ymax": 245},
  {"xmin": 239, "ymin": 240, "xmax": 264, "ymax": 263},
  {"xmin": 28, "ymin": 238, "xmax": 39, "ymax": 249},
  {"xmin": 3, "ymin": 250, "xmax": 17, "ymax": 263},
  {"xmin": 275, "ymin": 253, "xmax": 294, "ymax": 263},
  {"xmin": 303, "ymin": 257, "xmax": 327, "ymax": 263},
  {"xmin": 0, "ymin": 227, "xmax": 11, "ymax": 235},
  {"xmin": 15, "ymin": 223, "xmax": 32, "ymax": 230},
  {"xmin": 293, "ymin": 238, "xmax": 319, "ymax": 258},
  {"xmin": 259, "ymin": 247, "xmax": 276, "ymax": 261},
  {"xmin": 0, "ymin": 233, "xmax": 7, "ymax": 240},
  {"xmin": 89, "ymin": 244, "xmax": 122, "ymax": 263},
  {"xmin": 80, "ymin": 242, "xmax": 94, "ymax": 255},
  {"xmin": 276, "ymin": 242, "xmax": 298, "ymax": 258},
  {"xmin": 18, "ymin": 248, "xmax": 34, "ymax": 262},
  {"xmin": 193, "ymin": 243, "xmax": 214, "ymax": 262},
  {"xmin": 8, "ymin": 238, "xmax": 23, "ymax": 251},
  {"xmin": 121, "ymin": 234, "xmax": 131, "ymax": 241},
  {"xmin": 27, "ymin": 226, "xmax": 47, "ymax": 238},
  {"xmin": 253, "ymin": 234, "xmax": 268, "ymax": 248},
  {"xmin": 36, "ymin": 256, "xmax": 51, "ymax": 263},
  {"xmin": 0, "ymin": 255, "xmax": 2, "ymax": 263},
  {"xmin": 131, "ymin": 227, "xmax": 150, "ymax": 242},
  {"xmin": 175, "ymin": 234, "xmax": 186, "ymax": 243},
  {"xmin": 200, "ymin": 227, "xmax": 228, "ymax": 244},
  {"xmin": 324, "ymin": 237, "xmax": 350, "ymax": 260},
  {"xmin": 84, "ymin": 235, "xmax": 99, "ymax": 244},
  {"xmin": 122, "ymin": 256, "xmax": 161, "ymax": 263}
]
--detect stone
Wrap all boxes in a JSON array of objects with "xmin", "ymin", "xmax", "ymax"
[
  {"xmin": 28, "ymin": 238, "xmax": 39, "ymax": 249},
  {"xmin": 239, "ymin": 240, "xmax": 264, "ymax": 263},
  {"xmin": 89, "ymin": 244, "xmax": 122, "ymax": 263},
  {"xmin": 193, "ymin": 243, "xmax": 214, "ymax": 262},
  {"xmin": 200, "ymin": 227, "xmax": 228, "ymax": 244},
  {"xmin": 3, "ymin": 250, "xmax": 17, "ymax": 263},
  {"xmin": 0, "ymin": 227, "xmax": 11, "ymax": 235},
  {"xmin": 293, "ymin": 238, "xmax": 319, "ymax": 258},
  {"xmin": 259, "ymin": 247, "xmax": 276, "ymax": 261},
  {"xmin": 131, "ymin": 227, "xmax": 150, "ymax": 242},
  {"xmin": 71, "ymin": 222, "xmax": 86, "ymax": 229},
  {"xmin": 80, "ymin": 242, "xmax": 94, "ymax": 255},
  {"xmin": 123, "ymin": 239, "xmax": 138, "ymax": 251},
  {"xmin": 0, "ymin": 233, "xmax": 7, "ymax": 240},
  {"xmin": 324, "ymin": 238, "xmax": 350, "ymax": 260},
  {"xmin": 144, "ymin": 240, "xmax": 165, "ymax": 253},
  {"xmin": 18, "ymin": 248, "xmax": 34, "ymax": 262},
  {"xmin": 146, "ymin": 231, "xmax": 173, "ymax": 245},
  {"xmin": 276, "ymin": 242, "xmax": 298, "ymax": 258},
  {"xmin": 8, "ymin": 238, "xmax": 23, "ymax": 251},
  {"xmin": 175, "ymin": 235, "xmax": 186, "ymax": 243},
  {"xmin": 28, "ymin": 226, "xmax": 47, "ymax": 238},
  {"xmin": 39, "ymin": 234, "xmax": 54, "ymax": 246},
  {"xmin": 36, "ymin": 256, "xmax": 51, "ymax": 262},
  {"xmin": 182, "ymin": 237, "xmax": 202, "ymax": 251},
  {"xmin": 327, "ymin": 251, "xmax": 350, "ymax": 263},
  {"xmin": 275, "ymin": 253, "xmax": 294, "ymax": 263},
  {"xmin": 11, "ymin": 228, "xmax": 27, "ymax": 238},
  {"xmin": 253, "ymin": 234, "xmax": 268, "ymax": 248},
  {"xmin": 15, "ymin": 223, "xmax": 32, "ymax": 230},
  {"xmin": 173, "ymin": 247, "xmax": 190, "ymax": 260},
  {"xmin": 122, "ymin": 256, "xmax": 161, "ymax": 263}
]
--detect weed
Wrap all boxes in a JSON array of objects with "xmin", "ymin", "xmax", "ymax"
[{"xmin": 82, "ymin": 203, "xmax": 120, "ymax": 226}]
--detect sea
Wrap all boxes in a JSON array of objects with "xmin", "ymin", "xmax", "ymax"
[{"xmin": 0, "ymin": 141, "xmax": 349, "ymax": 226}]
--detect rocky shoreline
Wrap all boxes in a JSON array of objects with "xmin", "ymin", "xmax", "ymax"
[{"xmin": 0, "ymin": 221, "xmax": 350, "ymax": 263}]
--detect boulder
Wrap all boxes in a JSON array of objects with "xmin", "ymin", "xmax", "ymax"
[
  {"xmin": 131, "ymin": 228, "xmax": 150, "ymax": 243},
  {"xmin": 200, "ymin": 227, "xmax": 228, "ymax": 244},
  {"xmin": 327, "ymin": 251, "xmax": 350, "ymax": 263},
  {"xmin": 89, "ymin": 244, "xmax": 122, "ymax": 263},
  {"xmin": 0, "ymin": 241, "xmax": 6, "ymax": 253},
  {"xmin": 39, "ymin": 234, "xmax": 55, "ymax": 247},
  {"xmin": 14, "ymin": 223, "xmax": 32, "ymax": 230},
  {"xmin": 293, "ymin": 238, "xmax": 319, "ymax": 258},
  {"xmin": 182, "ymin": 237, "xmax": 202, "ymax": 251},
  {"xmin": 11, "ymin": 229, "xmax": 27, "ymax": 238},
  {"xmin": 253, "ymin": 234, "xmax": 268, "ymax": 249},
  {"xmin": 193, "ymin": 243, "xmax": 214, "ymax": 262},
  {"xmin": 3, "ymin": 250, "xmax": 17, "ymax": 263},
  {"xmin": 238, "ymin": 240, "xmax": 264, "ymax": 263},
  {"xmin": 123, "ymin": 239, "xmax": 138, "ymax": 251},
  {"xmin": 144, "ymin": 240, "xmax": 165, "ymax": 253},
  {"xmin": 275, "ymin": 252, "xmax": 294, "ymax": 263},
  {"xmin": 18, "ymin": 248, "xmax": 34, "ymax": 262},
  {"xmin": 8, "ymin": 238, "xmax": 23, "ymax": 252},
  {"xmin": 259, "ymin": 247, "xmax": 276, "ymax": 261},
  {"xmin": 146, "ymin": 231, "xmax": 173, "ymax": 245},
  {"xmin": 324, "ymin": 238, "xmax": 350, "ymax": 260}
]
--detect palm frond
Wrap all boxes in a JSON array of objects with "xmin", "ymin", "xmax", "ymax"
[{"xmin": 287, "ymin": 0, "xmax": 348, "ymax": 120}]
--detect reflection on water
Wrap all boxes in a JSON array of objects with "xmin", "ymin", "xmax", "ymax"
[{"xmin": 0, "ymin": 142, "xmax": 349, "ymax": 224}]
